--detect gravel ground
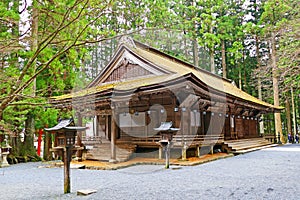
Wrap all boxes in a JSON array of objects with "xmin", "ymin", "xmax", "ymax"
[{"xmin": 1, "ymin": 144, "xmax": 300, "ymax": 200}]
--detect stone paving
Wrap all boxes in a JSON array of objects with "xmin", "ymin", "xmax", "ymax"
[{"xmin": 1, "ymin": 144, "xmax": 300, "ymax": 199}]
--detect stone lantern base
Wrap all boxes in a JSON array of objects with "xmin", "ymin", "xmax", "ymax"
[{"xmin": 0, "ymin": 152, "xmax": 10, "ymax": 167}]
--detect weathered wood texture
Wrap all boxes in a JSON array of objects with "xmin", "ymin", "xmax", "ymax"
[{"xmin": 105, "ymin": 62, "xmax": 152, "ymax": 83}]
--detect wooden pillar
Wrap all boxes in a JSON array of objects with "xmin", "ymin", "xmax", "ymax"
[
  {"xmin": 201, "ymin": 111, "xmax": 205, "ymax": 135},
  {"xmin": 182, "ymin": 141, "xmax": 187, "ymax": 160},
  {"xmin": 187, "ymin": 108, "xmax": 191, "ymax": 135},
  {"xmin": 110, "ymin": 111, "xmax": 116, "ymax": 162},
  {"xmin": 158, "ymin": 146, "xmax": 163, "ymax": 159},
  {"xmin": 76, "ymin": 113, "xmax": 83, "ymax": 161},
  {"xmin": 76, "ymin": 113, "xmax": 83, "ymax": 146},
  {"xmin": 230, "ymin": 115, "xmax": 235, "ymax": 139},
  {"xmin": 197, "ymin": 146, "xmax": 201, "ymax": 157},
  {"xmin": 105, "ymin": 116, "xmax": 109, "ymax": 140},
  {"xmin": 182, "ymin": 147, "xmax": 187, "ymax": 160},
  {"xmin": 95, "ymin": 115, "xmax": 99, "ymax": 137}
]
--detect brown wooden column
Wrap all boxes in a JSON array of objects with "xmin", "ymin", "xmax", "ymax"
[
  {"xmin": 187, "ymin": 108, "xmax": 191, "ymax": 135},
  {"xmin": 105, "ymin": 115, "xmax": 109, "ymax": 140},
  {"xmin": 158, "ymin": 146, "xmax": 163, "ymax": 159},
  {"xmin": 76, "ymin": 113, "xmax": 83, "ymax": 146},
  {"xmin": 95, "ymin": 115, "xmax": 99, "ymax": 137},
  {"xmin": 76, "ymin": 113, "xmax": 83, "ymax": 161},
  {"xmin": 110, "ymin": 109, "xmax": 117, "ymax": 162},
  {"xmin": 230, "ymin": 115, "xmax": 236, "ymax": 139},
  {"xmin": 201, "ymin": 111, "xmax": 205, "ymax": 135}
]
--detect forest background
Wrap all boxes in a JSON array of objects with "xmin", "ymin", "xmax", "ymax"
[{"xmin": 0, "ymin": 0, "xmax": 299, "ymax": 161}]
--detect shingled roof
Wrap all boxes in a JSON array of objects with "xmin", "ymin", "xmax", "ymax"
[{"xmin": 50, "ymin": 39, "xmax": 283, "ymax": 111}]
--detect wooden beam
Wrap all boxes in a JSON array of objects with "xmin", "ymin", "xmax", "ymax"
[
  {"xmin": 179, "ymin": 94, "xmax": 199, "ymax": 108},
  {"xmin": 110, "ymin": 110, "xmax": 116, "ymax": 162}
]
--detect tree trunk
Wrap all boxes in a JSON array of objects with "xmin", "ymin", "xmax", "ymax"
[
  {"xmin": 256, "ymin": 35, "xmax": 264, "ymax": 135},
  {"xmin": 43, "ymin": 131, "xmax": 52, "ymax": 160},
  {"xmin": 243, "ymin": 51, "xmax": 247, "ymax": 89},
  {"xmin": 193, "ymin": 39, "xmax": 199, "ymax": 68},
  {"xmin": 291, "ymin": 87, "xmax": 297, "ymax": 135},
  {"xmin": 297, "ymin": 97, "xmax": 300, "ymax": 135},
  {"xmin": 271, "ymin": 33, "xmax": 283, "ymax": 142},
  {"xmin": 221, "ymin": 40, "xmax": 226, "ymax": 78},
  {"xmin": 209, "ymin": 24, "xmax": 215, "ymax": 74},
  {"xmin": 0, "ymin": 109, "xmax": 2, "ymax": 121},
  {"xmin": 286, "ymin": 99, "xmax": 292, "ymax": 136},
  {"xmin": 238, "ymin": 64, "xmax": 242, "ymax": 90},
  {"xmin": 210, "ymin": 48, "xmax": 215, "ymax": 74},
  {"xmin": 22, "ymin": 1, "xmax": 39, "ymax": 157},
  {"xmin": 23, "ymin": 116, "xmax": 36, "ymax": 156},
  {"xmin": 184, "ymin": 36, "xmax": 188, "ymax": 63},
  {"xmin": 32, "ymin": 1, "xmax": 38, "ymax": 93},
  {"xmin": 258, "ymin": 76, "xmax": 265, "ymax": 134}
]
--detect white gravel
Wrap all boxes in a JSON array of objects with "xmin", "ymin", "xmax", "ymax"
[{"xmin": 1, "ymin": 144, "xmax": 300, "ymax": 200}]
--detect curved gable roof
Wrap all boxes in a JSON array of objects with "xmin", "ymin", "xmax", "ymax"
[
  {"xmin": 51, "ymin": 40, "xmax": 283, "ymax": 111},
  {"xmin": 130, "ymin": 41, "xmax": 282, "ymax": 110},
  {"xmin": 87, "ymin": 45, "xmax": 172, "ymax": 88}
]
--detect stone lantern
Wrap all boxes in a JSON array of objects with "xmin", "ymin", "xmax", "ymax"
[
  {"xmin": 0, "ymin": 136, "xmax": 11, "ymax": 167},
  {"xmin": 45, "ymin": 118, "xmax": 86, "ymax": 194}
]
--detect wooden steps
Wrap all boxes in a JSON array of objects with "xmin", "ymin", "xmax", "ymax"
[
  {"xmin": 223, "ymin": 138, "xmax": 277, "ymax": 154},
  {"xmin": 84, "ymin": 139, "xmax": 136, "ymax": 162}
]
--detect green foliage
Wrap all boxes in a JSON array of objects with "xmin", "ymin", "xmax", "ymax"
[
  {"xmin": 276, "ymin": 0, "xmax": 300, "ymax": 96},
  {"xmin": 228, "ymin": 41, "xmax": 244, "ymax": 65},
  {"xmin": 261, "ymin": 0, "xmax": 291, "ymax": 30},
  {"xmin": 258, "ymin": 0, "xmax": 299, "ymax": 98},
  {"xmin": 33, "ymin": 108, "xmax": 58, "ymax": 129},
  {"xmin": 0, "ymin": 0, "xmax": 299, "ymax": 154}
]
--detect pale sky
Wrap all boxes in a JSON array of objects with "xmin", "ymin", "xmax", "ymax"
[{"xmin": 19, "ymin": 0, "xmax": 32, "ymax": 39}]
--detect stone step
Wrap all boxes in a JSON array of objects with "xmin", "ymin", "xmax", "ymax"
[
  {"xmin": 231, "ymin": 143, "xmax": 271, "ymax": 152},
  {"xmin": 223, "ymin": 138, "xmax": 266, "ymax": 145},
  {"xmin": 234, "ymin": 144, "xmax": 278, "ymax": 154},
  {"xmin": 224, "ymin": 138, "xmax": 273, "ymax": 154},
  {"xmin": 229, "ymin": 141, "xmax": 270, "ymax": 148},
  {"xmin": 85, "ymin": 142, "xmax": 136, "ymax": 162}
]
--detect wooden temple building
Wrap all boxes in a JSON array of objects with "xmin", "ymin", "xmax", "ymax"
[{"xmin": 50, "ymin": 38, "xmax": 282, "ymax": 162}]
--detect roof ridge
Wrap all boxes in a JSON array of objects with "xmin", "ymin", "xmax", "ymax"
[{"xmin": 132, "ymin": 40, "xmax": 233, "ymax": 84}]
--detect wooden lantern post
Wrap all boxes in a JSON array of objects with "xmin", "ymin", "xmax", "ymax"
[
  {"xmin": 155, "ymin": 122, "xmax": 179, "ymax": 169},
  {"xmin": 159, "ymin": 133, "xmax": 173, "ymax": 169},
  {"xmin": 63, "ymin": 131, "xmax": 77, "ymax": 193},
  {"xmin": 45, "ymin": 119, "xmax": 86, "ymax": 194}
]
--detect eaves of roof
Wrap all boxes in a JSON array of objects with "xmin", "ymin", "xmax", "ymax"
[{"xmin": 50, "ymin": 41, "xmax": 284, "ymax": 111}]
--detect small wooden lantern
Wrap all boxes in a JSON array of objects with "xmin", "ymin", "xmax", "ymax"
[{"xmin": 56, "ymin": 131, "xmax": 77, "ymax": 147}]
